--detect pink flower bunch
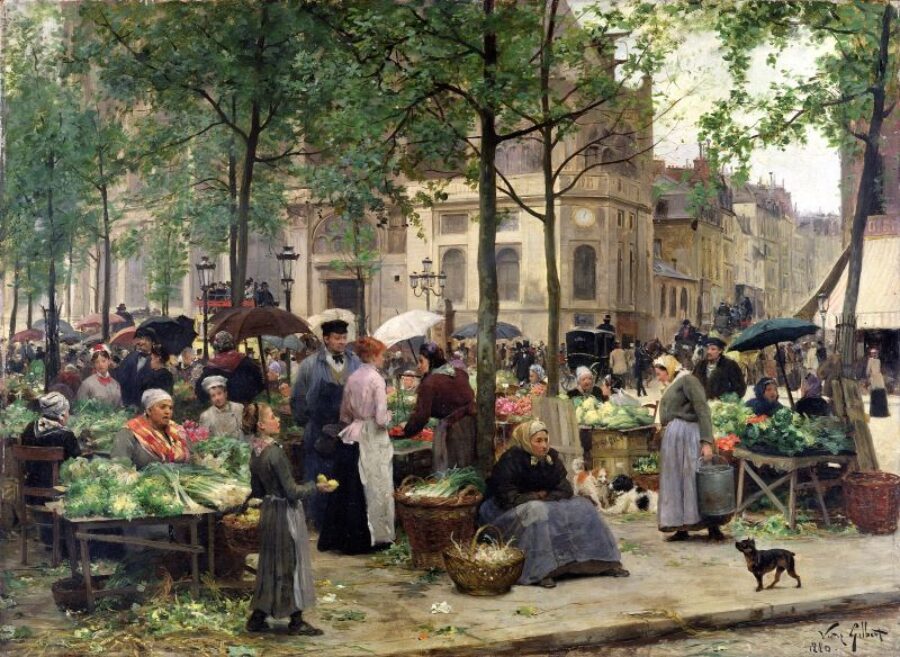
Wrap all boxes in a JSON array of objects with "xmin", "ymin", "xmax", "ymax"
[{"xmin": 182, "ymin": 420, "xmax": 210, "ymax": 444}]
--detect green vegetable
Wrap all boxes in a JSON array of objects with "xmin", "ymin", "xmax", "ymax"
[
  {"xmin": 406, "ymin": 467, "xmax": 485, "ymax": 499},
  {"xmin": 0, "ymin": 400, "xmax": 38, "ymax": 438},
  {"xmin": 191, "ymin": 435, "xmax": 250, "ymax": 481}
]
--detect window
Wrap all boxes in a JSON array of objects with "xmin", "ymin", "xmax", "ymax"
[
  {"xmin": 669, "ymin": 285, "xmax": 677, "ymax": 317},
  {"xmin": 573, "ymin": 245, "xmax": 597, "ymax": 300},
  {"xmin": 680, "ymin": 287, "xmax": 688, "ymax": 313},
  {"xmin": 617, "ymin": 209, "xmax": 625, "ymax": 227},
  {"xmin": 387, "ymin": 215, "xmax": 406, "ymax": 254},
  {"xmin": 628, "ymin": 249, "xmax": 635, "ymax": 303},
  {"xmin": 440, "ymin": 213, "xmax": 467, "ymax": 235},
  {"xmin": 498, "ymin": 213, "xmax": 519, "ymax": 232},
  {"xmin": 629, "ymin": 212, "xmax": 635, "ymax": 230},
  {"xmin": 653, "ymin": 239, "xmax": 662, "ymax": 258},
  {"xmin": 496, "ymin": 248, "xmax": 520, "ymax": 301},
  {"xmin": 441, "ymin": 249, "xmax": 466, "ymax": 303},
  {"xmin": 655, "ymin": 199, "xmax": 669, "ymax": 217},
  {"xmin": 660, "ymin": 285, "xmax": 667, "ymax": 315}
]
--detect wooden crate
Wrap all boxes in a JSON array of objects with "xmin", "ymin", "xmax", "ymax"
[{"xmin": 591, "ymin": 426, "xmax": 653, "ymax": 453}]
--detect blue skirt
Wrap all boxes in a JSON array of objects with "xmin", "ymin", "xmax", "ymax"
[{"xmin": 479, "ymin": 496, "xmax": 622, "ymax": 584}]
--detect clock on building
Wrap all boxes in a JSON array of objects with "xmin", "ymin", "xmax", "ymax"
[{"xmin": 572, "ymin": 207, "xmax": 596, "ymax": 228}]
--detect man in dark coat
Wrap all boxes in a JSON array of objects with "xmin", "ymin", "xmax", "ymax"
[
  {"xmin": 595, "ymin": 315, "xmax": 616, "ymax": 375},
  {"xmin": 254, "ymin": 282, "xmax": 277, "ymax": 307},
  {"xmin": 114, "ymin": 303, "xmax": 135, "ymax": 330},
  {"xmin": 195, "ymin": 331, "xmax": 266, "ymax": 405},
  {"xmin": 113, "ymin": 326, "xmax": 157, "ymax": 408},
  {"xmin": 692, "ymin": 337, "xmax": 747, "ymax": 400},
  {"xmin": 513, "ymin": 341, "xmax": 535, "ymax": 384}
]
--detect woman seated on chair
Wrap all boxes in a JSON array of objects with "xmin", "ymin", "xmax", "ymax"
[
  {"xmin": 479, "ymin": 419, "xmax": 629, "ymax": 588},
  {"xmin": 21, "ymin": 392, "xmax": 81, "ymax": 499}
]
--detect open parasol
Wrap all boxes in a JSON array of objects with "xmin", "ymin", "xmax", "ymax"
[
  {"xmin": 11, "ymin": 328, "xmax": 43, "ymax": 343},
  {"xmin": 75, "ymin": 313, "xmax": 124, "ymax": 330},
  {"xmin": 373, "ymin": 310, "xmax": 444, "ymax": 348},
  {"xmin": 727, "ymin": 318, "xmax": 819, "ymax": 408},
  {"xmin": 110, "ymin": 326, "xmax": 137, "ymax": 347},
  {"xmin": 452, "ymin": 321, "xmax": 522, "ymax": 341},
  {"xmin": 137, "ymin": 316, "xmax": 197, "ymax": 356},
  {"xmin": 307, "ymin": 308, "xmax": 357, "ymax": 340}
]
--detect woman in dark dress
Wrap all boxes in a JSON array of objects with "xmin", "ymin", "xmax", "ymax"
[
  {"xmin": 243, "ymin": 402, "xmax": 336, "ymax": 635},
  {"xmin": 745, "ymin": 377, "xmax": 785, "ymax": 416},
  {"xmin": 21, "ymin": 392, "xmax": 81, "ymax": 500},
  {"xmin": 140, "ymin": 344, "xmax": 174, "ymax": 396},
  {"xmin": 479, "ymin": 420, "xmax": 628, "ymax": 588},
  {"xmin": 402, "ymin": 342, "xmax": 476, "ymax": 471}
]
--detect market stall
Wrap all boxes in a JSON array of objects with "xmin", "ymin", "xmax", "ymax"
[{"xmin": 572, "ymin": 395, "xmax": 656, "ymax": 476}]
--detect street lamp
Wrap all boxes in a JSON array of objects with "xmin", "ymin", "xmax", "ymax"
[
  {"xmin": 816, "ymin": 292, "xmax": 829, "ymax": 341},
  {"xmin": 409, "ymin": 256, "xmax": 446, "ymax": 313},
  {"xmin": 275, "ymin": 245, "xmax": 301, "ymax": 314},
  {"xmin": 195, "ymin": 255, "xmax": 216, "ymax": 360}
]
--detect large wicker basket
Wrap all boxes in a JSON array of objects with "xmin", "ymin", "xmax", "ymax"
[
  {"xmin": 221, "ymin": 511, "xmax": 260, "ymax": 556},
  {"xmin": 845, "ymin": 471, "xmax": 900, "ymax": 535},
  {"xmin": 51, "ymin": 575, "xmax": 111, "ymax": 611},
  {"xmin": 443, "ymin": 526, "xmax": 524, "ymax": 596},
  {"xmin": 394, "ymin": 477, "xmax": 482, "ymax": 569}
]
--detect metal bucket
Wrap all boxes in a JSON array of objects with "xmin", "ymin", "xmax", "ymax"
[{"xmin": 697, "ymin": 461, "xmax": 735, "ymax": 517}]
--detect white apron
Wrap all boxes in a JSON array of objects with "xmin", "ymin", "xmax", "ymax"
[{"xmin": 340, "ymin": 419, "xmax": 396, "ymax": 545}]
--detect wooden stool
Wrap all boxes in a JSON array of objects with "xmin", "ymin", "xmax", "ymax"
[{"xmin": 12, "ymin": 444, "xmax": 65, "ymax": 566}]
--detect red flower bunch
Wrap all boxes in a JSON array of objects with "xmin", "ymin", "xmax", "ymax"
[
  {"xmin": 182, "ymin": 420, "xmax": 210, "ymax": 444},
  {"xmin": 716, "ymin": 433, "xmax": 741, "ymax": 451}
]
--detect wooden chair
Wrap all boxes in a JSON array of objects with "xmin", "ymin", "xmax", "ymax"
[
  {"xmin": 12, "ymin": 445, "xmax": 65, "ymax": 567},
  {"xmin": 532, "ymin": 396, "xmax": 583, "ymax": 479}
]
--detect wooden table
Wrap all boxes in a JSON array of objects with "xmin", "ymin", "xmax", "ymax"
[
  {"xmin": 733, "ymin": 447, "xmax": 858, "ymax": 530},
  {"xmin": 61, "ymin": 510, "xmax": 216, "ymax": 612},
  {"xmin": 392, "ymin": 442, "xmax": 433, "ymax": 486}
]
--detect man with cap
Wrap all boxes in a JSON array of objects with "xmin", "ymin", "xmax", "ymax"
[
  {"xmin": 21, "ymin": 392, "xmax": 82, "ymax": 497},
  {"xmin": 595, "ymin": 314, "xmax": 617, "ymax": 375},
  {"xmin": 114, "ymin": 303, "xmax": 135, "ymax": 330},
  {"xmin": 292, "ymin": 319, "xmax": 361, "ymax": 529},
  {"xmin": 692, "ymin": 336, "xmax": 746, "ymax": 401},
  {"xmin": 194, "ymin": 331, "xmax": 266, "ymax": 405},
  {"xmin": 198, "ymin": 375, "xmax": 244, "ymax": 440},
  {"xmin": 114, "ymin": 326, "xmax": 158, "ymax": 408}
]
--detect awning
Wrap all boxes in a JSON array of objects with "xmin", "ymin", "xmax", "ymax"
[{"xmin": 795, "ymin": 236, "xmax": 900, "ymax": 330}]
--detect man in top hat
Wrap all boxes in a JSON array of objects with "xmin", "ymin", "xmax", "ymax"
[
  {"xmin": 292, "ymin": 319, "xmax": 361, "ymax": 528},
  {"xmin": 692, "ymin": 336, "xmax": 746, "ymax": 401},
  {"xmin": 114, "ymin": 303, "xmax": 135, "ymax": 330},
  {"xmin": 198, "ymin": 375, "xmax": 244, "ymax": 440},
  {"xmin": 114, "ymin": 326, "xmax": 158, "ymax": 408},
  {"xmin": 195, "ymin": 331, "xmax": 265, "ymax": 405}
]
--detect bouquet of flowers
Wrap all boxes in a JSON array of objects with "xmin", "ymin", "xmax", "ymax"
[{"xmin": 182, "ymin": 420, "xmax": 210, "ymax": 444}]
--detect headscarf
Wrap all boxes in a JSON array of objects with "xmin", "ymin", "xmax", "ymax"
[
  {"xmin": 575, "ymin": 366, "xmax": 592, "ymax": 381},
  {"xmin": 802, "ymin": 372, "xmax": 822, "ymax": 399},
  {"xmin": 511, "ymin": 419, "xmax": 552, "ymax": 465},
  {"xmin": 529, "ymin": 364, "xmax": 546, "ymax": 381},
  {"xmin": 141, "ymin": 388, "xmax": 173, "ymax": 411},
  {"xmin": 201, "ymin": 375, "xmax": 228, "ymax": 393},
  {"xmin": 653, "ymin": 354, "xmax": 679, "ymax": 380},
  {"xmin": 746, "ymin": 377, "xmax": 783, "ymax": 416},
  {"xmin": 213, "ymin": 331, "xmax": 236, "ymax": 352},
  {"xmin": 39, "ymin": 392, "xmax": 69, "ymax": 421}
]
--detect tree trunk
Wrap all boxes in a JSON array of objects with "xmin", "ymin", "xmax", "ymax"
[
  {"xmin": 66, "ymin": 233, "xmax": 74, "ymax": 324},
  {"xmin": 93, "ymin": 244, "xmax": 101, "ymax": 314},
  {"xmin": 474, "ymin": 0, "xmax": 499, "ymax": 480},
  {"xmin": 357, "ymin": 273, "xmax": 367, "ymax": 338},
  {"xmin": 45, "ymin": 155, "xmax": 60, "ymax": 389},
  {"xmin": 8, "ymin": 266, "xmax": 19, "ymax": 343},
  {"xmin": 100, "ymin": 182, "xmax": 113, "ymax": 340},
  {"xmin": 543, "ymin": 129, "xmax": 560, "ymax": 395},
  {"xmin": 228, "ymin": 95, "xmax": 238, "ymax": 302},
  {"xmin": 232, "ymin": 104, "xmax": 260, "ymax": 308},
  {"xmin": 836, "ymin": 3, "xmax": 893, "ymax": 379},
  {"xmin": 26, "ymin": 288, "xmax": 33, "ymax": 330}
]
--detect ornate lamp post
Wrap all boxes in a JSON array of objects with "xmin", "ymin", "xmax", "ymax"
[
  {"xmin": 195, "ymin": 255, "xmax": 216, "ymax": 360},
  {"xmin": 275, "ymin": 245, "xmax": 300, "ymax": 313},
  {"xmin": 816, "ymin": 292, "xmax": 829, "ymax": 342},
  {"xmin": 409, "ymin": 257, "xmax": 446, "ymax": 313}
]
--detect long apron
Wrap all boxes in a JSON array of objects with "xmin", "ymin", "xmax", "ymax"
[
  {"xmin": 432, "ymin": 407, "xmax": 476, "ymax": 472},
  {"xmin": 354, "ymin": 419, "xmax": 395, "ymax": 545},
  {"xmin": 304, "ymin": 381, "xmax": 345, "ymax": 529}
]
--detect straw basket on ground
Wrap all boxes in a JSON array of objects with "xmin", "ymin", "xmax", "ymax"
[
  {"xmin": 845, "ymin": 471, "xmax": 900, "ymax": 535},
  {"xmin": 394, "ymin": 476, "xmax": 482, "ymax": 569},
  {"xmin": 443, "ymin": 525, "xmax": 524, "ymax": 596},
  {"xmin": 221, "ymin": 509, "xmax": 260, "ymax": 557}
]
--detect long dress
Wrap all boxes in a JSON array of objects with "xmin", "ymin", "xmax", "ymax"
[
  {"xmin": 657, "ymin": 373, "xmax": 718, "ymax": 532},
  {"xmin": 76, "ymin": 373, "xmax": 123, "ymax": 408},
  {"xmin": 479, "ymin": 446, "xmax": 623, "ymax": 584},
  {"xmin": 249, "ymin": 438, "xmax": 317, "ymax": 619},
  {"xmin": 867, "ymin": 357, "xmax": 889, "ymax": 418},
  {"xmin": 318, "ymin": 364, "xmax": 395, "ymax": 554}
]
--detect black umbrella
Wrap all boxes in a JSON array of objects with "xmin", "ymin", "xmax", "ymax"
[
  {"xmin": 452, "ymin": 321, "xmax": 522, "ymax": 341},
  {"xmin": 138, "ymin": 315, "xmax": 198, "ymax": 357},
  {"xmin": 727, "ymin": 318, "xmax": 819, "ymax": 408}
]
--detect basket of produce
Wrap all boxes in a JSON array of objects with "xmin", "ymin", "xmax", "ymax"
[
  {"xmin": 845, "ymin": 471, "xmax": 900, "ymax": 535},
  {"xmin": 394, "ymin": 468, "xmax": 485, "ymax": 569},
  {"xmin": 443, "ymin": 525, "xmax": 524, "ymax": 596},
  {"xmin": 52, "ymin": 575, "xmax": 112, "ymax": 611},
  {"xmin": 631, "ymin": 454, "xmax": 660, "ymax": 491},
  {"xmin": 221, "ymin": 507, "xmax": 261, "ymax": 556}
]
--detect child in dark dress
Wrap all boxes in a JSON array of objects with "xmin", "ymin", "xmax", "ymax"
[{"xmin": 242, "ymin": 402, "xmax": 336, "ymax": 635}]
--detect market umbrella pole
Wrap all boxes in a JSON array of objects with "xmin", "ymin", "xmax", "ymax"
[{"xmin": 775, "ymin": 343, "xmax": 795, "ymax": 410}]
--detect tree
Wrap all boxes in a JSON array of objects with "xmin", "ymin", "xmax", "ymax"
[
  {"xmin": 684, "ymin": 1, "xmax": 897, "ymax": 376},
  {"xmin": 82, "ymin": 1, "xmax": 327, "ymax": 306}
]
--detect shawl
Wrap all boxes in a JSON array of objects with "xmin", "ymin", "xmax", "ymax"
[{"xmin": 126, "ymin": 415, "xmax": 190, "ymax": 463}]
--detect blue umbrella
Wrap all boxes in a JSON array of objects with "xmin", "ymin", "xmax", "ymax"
[{"xmin": 452, "ymin": 321, "xmax": 522, "ymax": 341}]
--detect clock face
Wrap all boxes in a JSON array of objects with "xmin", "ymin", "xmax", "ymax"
[{"xmin": 573, "ymin": 207, "xmax": 595, "ymax": 228}]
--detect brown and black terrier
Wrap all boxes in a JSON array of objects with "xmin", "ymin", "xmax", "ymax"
[{"xmin": 735, "ymin": 538, "xmax": 802, "ymax": 592}]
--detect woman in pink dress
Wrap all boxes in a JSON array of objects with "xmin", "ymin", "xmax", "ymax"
[{"xmin": 318, "ymin": 337, "xmax": 394, "ymax": 554}]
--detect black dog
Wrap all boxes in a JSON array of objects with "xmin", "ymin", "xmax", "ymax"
[{"xmin": 735, "ymin": 538, "xmax": 801, "ymax": 592}]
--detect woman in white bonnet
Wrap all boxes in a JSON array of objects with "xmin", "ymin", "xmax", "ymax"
[{"xmin": 111, "ymin": 389, "xmax": 190, "ymax": 469}]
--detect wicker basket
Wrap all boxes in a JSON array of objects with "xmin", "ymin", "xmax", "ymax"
[
  {"xmin": 443, "ymin": 526, "xmax": 524, "ymax": 596},
  {"xmin": 221, "ymin": 512, "xmax": 260, "ymax": 556},
  {"xmin": 394, "ymin": 477, "xmax": 482, "ymax": 569},
  {"xmin": 632, "ymin": 473, "xmax": 660, "ymax": 492},
  {"xmin": 51, "ymin": 575, "xmax": 111, "ymax": 611},
  {"xmin": 845, "ymin": 471, "xmax": 900, "ymax": 535}
]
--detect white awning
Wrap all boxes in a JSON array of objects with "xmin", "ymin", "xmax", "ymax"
[{"xmin": 798, "ymin": 236, "xmax": 900, "ymax": 330}]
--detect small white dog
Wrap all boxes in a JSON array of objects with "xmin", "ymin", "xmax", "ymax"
[
  {"xmin": 602, "ymin": 474, "xmax": 658, "ymax": 514},
  {"xmin": 570, "ymin": 458, "xmax": 611, "ymax": 508}
]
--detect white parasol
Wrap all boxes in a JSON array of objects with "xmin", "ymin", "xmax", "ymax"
[{"xmin": 372, "ymin": 310, "xmax": 444, "ymax": 348}]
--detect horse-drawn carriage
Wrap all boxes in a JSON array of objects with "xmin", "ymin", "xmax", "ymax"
[{"xmin": 565, "ymin": 328, "xmax": 616, "ymax": 379}]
